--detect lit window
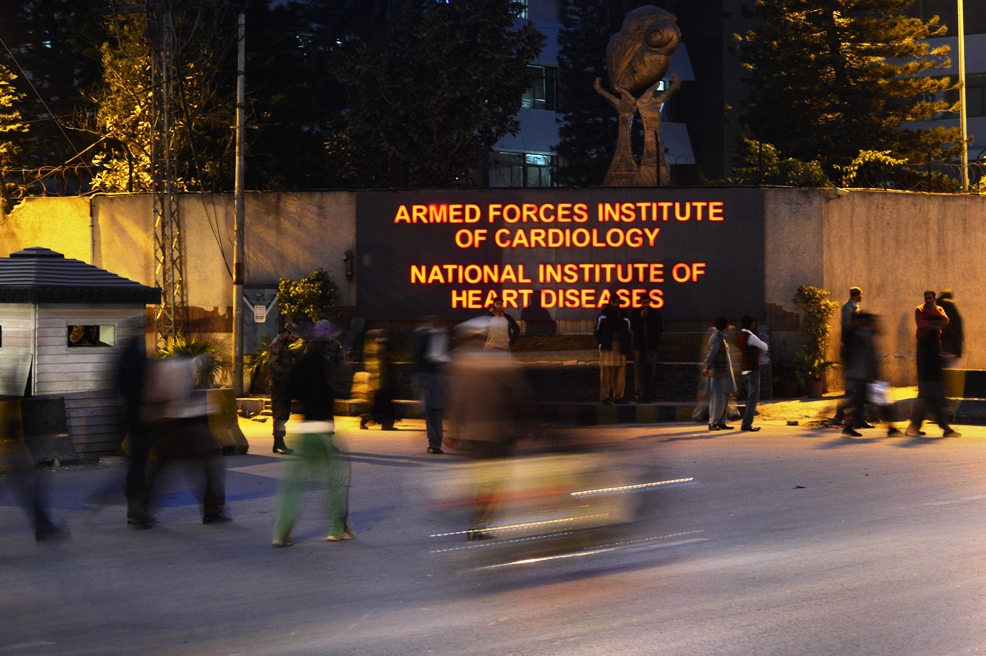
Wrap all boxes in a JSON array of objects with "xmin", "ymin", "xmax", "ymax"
[
  {"xmin": 522, "ymin": 65, "xmax": 558, "ymax": 111},
  {"xmin": 491, "ymin": 151, "xmax": 557, "ymax": 188},
  {"xmin": 67, "ymin": 325, "xmax": 116, "ymax": 347}
]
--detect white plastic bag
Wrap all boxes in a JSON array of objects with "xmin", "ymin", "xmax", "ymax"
[{"xmin": 866, "ymin": 380, "xmax": 891, "ymax": 406}]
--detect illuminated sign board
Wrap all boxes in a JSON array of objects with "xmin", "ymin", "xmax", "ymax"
[{"xmin": 355, "ymin": 189, "xmax": 764, "ymax": 321}]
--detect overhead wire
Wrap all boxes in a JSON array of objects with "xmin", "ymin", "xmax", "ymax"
[{"xmin": 0, "ymin": 35, "xmax": 96, "ymax": 180}]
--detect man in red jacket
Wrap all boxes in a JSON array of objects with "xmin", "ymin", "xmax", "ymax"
[
  {"xmin": 737, "ymin": 315, "xmax": 769, "ymax": 432},
  {"xmin": 908, "ymin": 290, "xmax": 959, "ymax": 437}
]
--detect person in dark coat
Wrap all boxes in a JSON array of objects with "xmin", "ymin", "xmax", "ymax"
[
  {"xmin": 630, "ymin": 306, "xmax": 663, "ymax": 403},
  {"xmin": 359, "ymin": 329, "xmax": 398, "ymax": 430},
  {"xmin": 411, "ymin": 316, "xmax": 451, "ymax": 454},
  {"xmin": 117, "ymin": 335, "xmax": 152, "ymax": 525},
  {"xmin": 937, "ymin": 289, "xmax": 963, "ymax": 362},
  {"xmin": 595, "ymin": 293, "xmax": 632, "ymax": 404},
  {"xmin": 840, "ymin": 313, "xmax": 901, "ymax": 438},
  {"xmin": 268, "ymin": 322, "xmax": 298, "ymax": 454}
]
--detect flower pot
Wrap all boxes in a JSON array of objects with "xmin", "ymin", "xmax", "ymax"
[
  {"xmin": 805, "ymin": 379, "xmax": 824, "ymax": 398},
  {"xmin": 783, "ymin": 380, "xmax": 800, "ymax": 398}
]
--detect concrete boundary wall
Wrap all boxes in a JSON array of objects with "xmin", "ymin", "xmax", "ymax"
[{"xmin": 3, "ymin": 189, "xmax": 985, "ymax": 385}]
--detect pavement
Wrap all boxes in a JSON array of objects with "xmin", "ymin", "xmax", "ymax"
[{"xmin": 3, "ymin": 407, "xmax": 986, "ymax": 654}]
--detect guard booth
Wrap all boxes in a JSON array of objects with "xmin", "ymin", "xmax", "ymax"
[{"xmin": 0, "ymin": 247, "xmax": 160, "ymax": 460}]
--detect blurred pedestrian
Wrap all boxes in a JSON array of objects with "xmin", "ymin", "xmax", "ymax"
[
  {"xmin": 411, "ymin": 316, "xmax": 451, "ymax": 454},
  {"xmin": 937, "ymin": 289, "xmax": 963, "ymax": 364},
  {"xmin": 138, "ymin": 355, "xmax": 229, "ymax": 527},
  {"xmin": 595, "ymin": 293, "xmax": 632, "ymax": 404},
  {"xmin": 448, "ymin": 321, "xmax": 532, "ymax": 541},
  {"xmin": 631, "ymin": 306, "xmax": 663, "ymax": 403},
  {"xmin": 117, "ymin": 334, "xmax": 153, "ymax": 525},
  {"xmin": 272, "ymin": 322, "xmax": 354, "ymax": 547},
  {"xmin": 0, "ymin": 411, "xmax": 67, "ymax": 541},
  {"xmin": 359, "ymin": 329, "xmax": 398, "ymax": 431},
  {"xmin": 840, "ymin": 313, "xmax": 901, "ymax": 437},
  {"xmin": 833, "ymin": 286, "xmax": 863, "ymax": 427},
  {"xmin": 304, "ymin": 319, "xmax": 349, "ymax": 397},
  {"xmin": 484, "ymin": 295, "xmax": 520, "ymax": 352},
  {"xmin": 702, "ymin": 315, "xmax": 736, "ymax": 430},
  {"xmin": 268, "ymin": 322, "xmax": 298, "ymax": 455},
  {"xmin": 908, "ymin": 291, "xmax": 959, "ymax": 437},
  {"xmin": 737, "ymin": 315, "xmax": 768, "ymax": 432}
]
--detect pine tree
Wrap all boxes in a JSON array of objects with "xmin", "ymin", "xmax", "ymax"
[
  {"xmin": 555, "ymin": 0, "xmax": 652, "ymax": 187},
  {"xmin": 737, "ymin": 0, "xmax": 961, "ymax": 173},
  {"xmin": 325, "ymin": 0, "xmax": 543, "ymax": 188}
]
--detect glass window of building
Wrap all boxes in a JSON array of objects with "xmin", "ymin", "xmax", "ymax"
[
  {"xmin": 945, "ymin": 74, "xmax": 986, "ymax": 117},
  {"xmin": 915, "ymin": 0, "xmax": 986, "ymax": 35},
  {"xmin": 490, "ymin": 151, "xmax": 557, "ymax": 188},
  {"xmin": 522, "ymin": 65, "xmax": 558, "ymax": 111}
]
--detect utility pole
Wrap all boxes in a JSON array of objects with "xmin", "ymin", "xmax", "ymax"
[
  {"xmin": 148, "ymin": 2, "xmax": 186, "ymax": 350},
  {"xmin": 232, "ymin": 11, "xmax": 246, "ymax": 395},
  {"xmin": 958, "ymin": 0, "xmax": 969, "ymax": 191}
]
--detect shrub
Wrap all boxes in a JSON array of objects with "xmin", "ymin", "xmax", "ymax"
[
  {"xmin": 793, "ymin": 286, "xmax": 840, "ymax": 361},
  {"xmin": 156, "ymin": 335, "xmax": 224, "ymax": 388},
  {"xmin": 278, "ymin": 268, "xmax": 340, "ymax": 323}
]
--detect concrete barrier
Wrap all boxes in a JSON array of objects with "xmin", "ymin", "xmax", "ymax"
[
  {"xmin": 0, "ymin": 400, "xmax": 32, "ymax": 473},
  {"xmin": 20, "ymin": 397, "xmax": 80, "ymax": 466},
  {"xmin": 206, "ymin": 389, "xmax": 249, "ymax": 455}
]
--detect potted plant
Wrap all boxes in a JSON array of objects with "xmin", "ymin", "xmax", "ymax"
[
  {"xmin": 771, "ymin": 357, "xmax": 802, "ymax": 398},
  {"xmin": 793, "ymin": 355, "xmax": 835, "ymax": 398}
]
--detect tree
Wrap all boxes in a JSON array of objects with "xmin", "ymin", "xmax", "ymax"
[
  {"xmin": 0, "ymin": 63, "xmax": 28, "ymax": 202},
  {"xmin": 325, "ymin": 0, "xmax": 543, "ymax": 188},
  {"xmin": 555, "ymin": 0, "xmax": 642, "ymax": 187},
  {"xmin": 84, "ymin": 4, "xmax": 237, "ymax": 193},
  {"xmin": 736, "ymin": 0, "xmax": 961, "ymax": 174},
  {"xmin": 0, "ymin": 0, "xmax": 104, "ymax": 196}
]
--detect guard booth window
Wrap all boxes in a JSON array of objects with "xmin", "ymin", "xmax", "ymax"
[{"xmin": 67, "ymin": 325, "xmax": 116, "ymax": 347}]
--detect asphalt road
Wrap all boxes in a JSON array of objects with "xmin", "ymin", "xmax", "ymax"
[{"xmin": 1, "ymin": 416, "xmax": 985, "ymax": 655}]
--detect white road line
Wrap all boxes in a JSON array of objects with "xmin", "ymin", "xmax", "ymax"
[{"xmin": 922, "ymin": 494, "xmax": 986, "ymax": 506}]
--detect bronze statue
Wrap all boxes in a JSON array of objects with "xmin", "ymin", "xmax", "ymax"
[{"xmin": 595, "ymin": 6, "xmax": 681, "ymax": 186}]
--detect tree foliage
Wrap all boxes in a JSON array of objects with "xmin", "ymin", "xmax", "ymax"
[
  {"xmin": 85, "ymin": 3, "xmax": 237, "ymax": 193},
  {"xmin": 278, "ymin": 268, "xmax": 340, "ymax": 324},
  {"xmin": 325, "ymin": 0, "xmax": 543, "ymax": 188},
  {"xmin": 0, "ymin": 64, "xmax": 26, "ymax": 166},
  {"xmin": 736, "ymin": 0, "xmax": 961, "ymax": 173},
  {"xmin": 0, "ymin": 0, "xmax": 104, "ymax": 196},
  {"xmin": 555, "ymin": 0, "xmax": 643, "ymax": 187},
  {"xmin": 729, "ymin": 137, "xmax": 831, "ymax": 187}
]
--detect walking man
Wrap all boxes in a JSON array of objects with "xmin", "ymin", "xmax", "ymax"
[
  {"xmin": 272, "ymin": 322, "xmax": 354, "ymax": 547},
  {"xmin": 595, "ymin": 292, "xmax": 632, "ymax": 404},
  {"xmin": 908, "ymin": 290, "xmax": 960, "ymax": 437},
  {"xmin": 937, "ymin": 289, "xmax": 964, "ymax": 364},
  {"xmin": 737, "ymin": 315, "xmax": 768, "ymax": 432},
  {"xmin": 834, "ymin": 286, "xmax": 863, "ymax": 427},
  {"xmin": 268, "ymin": 322, "xmax": 298, "ymax": 454},
  {"xmin": 703, "ymin": 316, "xmax": 736, "ymax": 430}
]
